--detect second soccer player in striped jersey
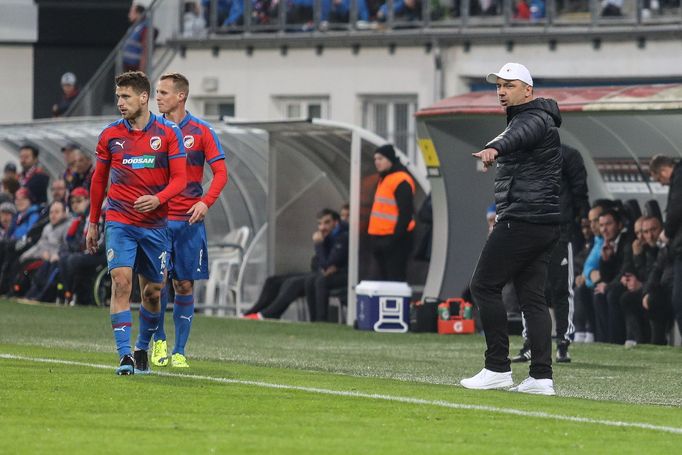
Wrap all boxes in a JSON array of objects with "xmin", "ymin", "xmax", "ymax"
[{"xmin": 151, "ymin": 72, "xmax": 228, "ymax": 368}]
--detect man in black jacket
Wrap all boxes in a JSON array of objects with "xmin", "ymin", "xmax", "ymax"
[
  {"xmin": 461, "ymin": 62, "xmax": 561, "ymax": 396},
  {"xmin": 649, "ymin": 154, "xmax": 682, "ymax": 338}
]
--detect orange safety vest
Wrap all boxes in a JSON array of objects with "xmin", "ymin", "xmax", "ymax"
[{"xmin": 368, "ymin": 171, "xmax": 416, "ymax": 236}]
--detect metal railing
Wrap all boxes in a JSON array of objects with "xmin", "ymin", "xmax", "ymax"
[
  {"xmin": 191, "ymin": 0, "xmax": 681, "ymax": 34},
  {"xmin": 65, "ymin": 0, "xmax": 185, "ymax": 117}
]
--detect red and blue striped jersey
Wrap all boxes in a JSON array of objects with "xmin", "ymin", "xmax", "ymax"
[
  {"xmin": 95, "ymin": 113, "xmax": 186, "ymax": 227},
  {"xmin": 168, "ymin": 112, "xmax": 226, "ymax": 221}
]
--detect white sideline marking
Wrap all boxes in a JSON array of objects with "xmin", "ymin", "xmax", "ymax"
[{"xmin": 2, "ymin": 353, "xmax": 682, "ymax": 436}]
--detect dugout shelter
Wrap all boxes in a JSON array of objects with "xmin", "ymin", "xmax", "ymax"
[{"xmin": 415, "ymin": 84, "xmax": 682, "ymax": 301}]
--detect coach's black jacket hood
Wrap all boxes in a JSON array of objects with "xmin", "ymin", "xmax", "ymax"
[{"xmin": 486, "ymin": 97, "xmax": 563, "ymax": 224}]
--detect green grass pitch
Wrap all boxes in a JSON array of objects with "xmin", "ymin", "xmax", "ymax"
[{"xmin": 1, "ymin": 299, "xmax": 681, "ymax": 454}]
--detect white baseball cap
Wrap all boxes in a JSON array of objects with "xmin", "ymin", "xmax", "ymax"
[
  {"xmin": 486, "ymin": 63, "xmax": 533, "ymax": 87},
  {"xmin": 61, "ymin": 72, "xmax": 77, "ymax": 86}
]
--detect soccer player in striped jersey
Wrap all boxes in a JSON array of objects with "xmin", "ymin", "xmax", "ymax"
[
  {"xmin": 87, "ymin": 71, "xmax": 187, "ymax": 375},
  {"xmin": 151, "ymin": 72, "xmax": 228, "ymax": 368}
]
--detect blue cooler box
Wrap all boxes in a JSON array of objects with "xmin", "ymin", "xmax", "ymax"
[{"xmin": 355, "ymin": 281, "xmax": 412, "ymax": 333}]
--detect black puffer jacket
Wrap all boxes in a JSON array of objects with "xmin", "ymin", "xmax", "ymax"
[
  {"xmin": 558, "ymin": 144, "xmax": 590, "ymax": 241},
  {"xmin": 486, "ymin": 97, "xmax": 563, "ymax": 224}
]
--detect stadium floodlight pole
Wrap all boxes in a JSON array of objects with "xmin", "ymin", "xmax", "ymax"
[
  {"xmin": 244, "ymin": 0, "xmax": 252, "ymax": 33},
  {"xmin": 350, "ymin": 0, "xmax": 358, "ymax": 29},
  {"xmin": 210, "ymin": 0, "xmax": 218, "ymax": 32},
  {"xmin": 461, "ymin": 0, "xmax": 469, "ymax": 27},
  {"xmin": 314, "ymin": 0, "xmax": 322, "ymax": 30},
  {"xmin": 387, "ymin": 0, "xmax": 394, "ymax": 29}
]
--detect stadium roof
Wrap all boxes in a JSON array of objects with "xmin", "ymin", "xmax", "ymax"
[{"xmin": 416, "ymin": 84, "xmax": 682, "ymax": 117}]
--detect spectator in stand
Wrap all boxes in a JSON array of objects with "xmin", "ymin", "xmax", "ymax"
[
  {"xmin": 61, "ymin": 143, "xmax": 79, "ymax": 189},
  {"xmin": 51, "ymin": 179, "xmax": 67, "ymax": 205},
  {"xmin": 19, "ymin": 201, "xmax": 69, "ymax": 302},
  {"xmin": 3, "ymin": 162, "xmax": 18, "ymax": 181},
  {"xmin": 18, "ymin": 145, "xmax": 50, "ymax": 205},
  {"xmin": 618, "ymin": 216, "xmax": 658, "ymax": 347},
  {"xmin": 368, "ymin": 144, "xmax": 415, "ymax": 282},
  {"xmin": 1, "ymin": 171, "xmax": 20, "ymax": 205},
  {"xmin": 69, "ymin": 149, "xmax": 94, "ymax": 193},
  {"xmin": 649, "ymin": 154, "xmax": 682, "ymax": 340},
  {"xmin": 10, "ymin": 188, "xmax": 42, "ymax": 241},
  {"xmin": 593, "ymin": 208, "xmax": 631, "ymax": 344},
  {"xmin": 201, "ymin": 0, "xmax": 231, "ymax": 25},
  {"xmin": 340, "ymin": 202, "xmax": 349, "ymax": 222},
  {"xmin": 377, "ymin": 0, "xmax": 422, "ymax": 22},
  {"xmin": 514, "ymin": 0, "xmax": 531, "ymax": 18},
  {"xmin": 573, "ymin": 210, "xmax": 599, "ymax": 343},
  {"xmin": 0, "ymin": 188, "xmax": 44, "ymax": 295},
  {"xmin": 601, "ymin": 0, "xmax": 623, "ymax": 16},
  {"xmin": 201, "ymin": 0, "xmax": 246, "ymax": 27},
  {"xmin": 322, "ymin": 0, "xmax": 370, "ymax": 25},
  {"xmin": 123, "ymin": 3, "xmax": 151, "ymax": 72},
  {"xmin": 182, "ymin": 1, "xmax": 207, "ymax": 37},
  {"xmin": 0, "ymin": 202, "xmax": 16, "ymax": 240},
  {"xmin": 244, "ymin": 208, "xmax": 348, "ymax": 321},
  {"xmin": 52, "ymin": 72, "xmax": 80, "ymax": 118},
  {"xmin": 59, "ymin": 187, "xmax": 105, "ymax": 306}
]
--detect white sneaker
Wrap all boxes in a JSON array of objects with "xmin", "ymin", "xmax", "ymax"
[
  {"xmin": 573, "ymin": 332, "xmax": 585, "ymax": 343},
  {"xmin": 460, "ymin": 368, "xmax": 513, "ymax": 390},
  {"xmin": 624, "ymin": 340, "xmax": 637, "ymax": 349},
  {"xmin": 584, "ymin": 332, "xmax": 595, "ymax": 343},
  {"xmin": 509, "ymin": 377, "xmax": 555, "ymax": 396}
]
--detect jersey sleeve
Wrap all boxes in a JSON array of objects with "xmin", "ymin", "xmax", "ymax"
[
  {"xmin": 96, "ymin": 130, "xmax": 111, "ymax": 163},
  {"xmin": 203, "ymin": 124, "xmax": 225, "ymax": 164},
  {"xmin": 168, "ymin": 123, "xmax": 186, "ymax": 160}
]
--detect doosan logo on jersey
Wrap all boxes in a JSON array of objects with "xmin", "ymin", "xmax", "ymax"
[{"xmin": 122, "ymin": 155, "xmax": 156, "ymax": 169}]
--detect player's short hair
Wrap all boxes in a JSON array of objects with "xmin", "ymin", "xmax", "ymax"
[
  {"xmin": 649, "ymin": 155, "xmax": 675, "ymax": 174},
  {"xmin": 160, "ymin": 72, "xmax": 190, "ymax": 97},
  {"xmin": 317, "ymin": 208, "xmax": 340, "ymax": 221},
  {"xmin": 115, "ymin": 71, "xmax": 151, "ymax": 96},
  {"xmin": 20, "ymin": 144, "xmax": 39, "ymax": 159}
]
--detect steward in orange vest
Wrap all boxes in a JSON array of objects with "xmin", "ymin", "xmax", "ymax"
[{"xmin": 368, "ymin": 144, "xmax": 415, "ymax": 281}]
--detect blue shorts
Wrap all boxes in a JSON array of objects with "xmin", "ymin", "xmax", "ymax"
[
  {"xmin": 105, "ymin": 221, "xmax": 170, "ymax": 283},
  {"xmin": 167, "ymin": 220, "xmax": 209, "ymax": 281}
]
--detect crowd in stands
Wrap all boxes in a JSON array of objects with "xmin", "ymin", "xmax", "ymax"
[
  {"xmin": 0, "ymin": 144, "xmax": 105, "ymax": 306},
  {"xmin": 572, "ymin": 190, "xmax": 679, "ymax": 347},
  {"xmin": 176, "ymin": 0, "xmax": 682, "ymax": 34}
]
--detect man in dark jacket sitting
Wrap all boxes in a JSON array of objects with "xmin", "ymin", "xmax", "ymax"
[
  {"xmin": 244, "ymin": 208, "xmax": 348, "ymax": 322},
  {"xmin": 462, "ymin": 62, "xmax": 562, "ymax": 396}
]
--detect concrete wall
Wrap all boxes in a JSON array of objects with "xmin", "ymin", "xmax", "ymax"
[
  {"xmin": 0, "ymin": 45, "xmax": 33, "ymax": 123},
  {"xmin": 167, "ymin": 39, "xmax": 682, "ymax": 123},
  {"xmin": 172, "ymin": 46, "xmax": 438, "ymax": 123}
]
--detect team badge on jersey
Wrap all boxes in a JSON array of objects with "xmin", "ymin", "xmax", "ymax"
[
  {"xmin": 150, "ymin": 136, "xmax": 162, "ymax": 151},
  {"xmin": 184, "ymin": 135, "xmax": 195, "ymax": 149}
]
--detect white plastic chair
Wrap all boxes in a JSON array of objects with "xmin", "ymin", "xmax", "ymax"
[{"xmin": 202, "ymin": 226, "xmax": 251, "ymax": 315}]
